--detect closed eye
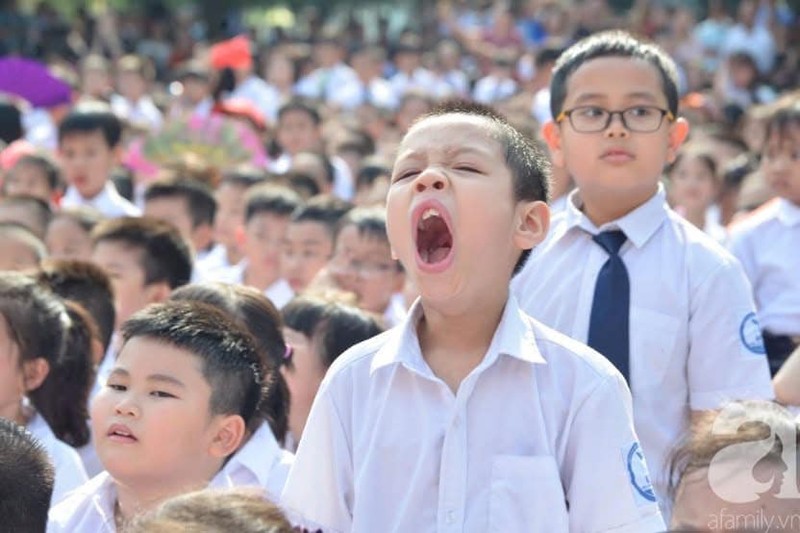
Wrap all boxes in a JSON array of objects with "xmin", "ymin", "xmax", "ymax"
[
  {"xmin": 150, "ymin": 390, "xmax": 177, "ymax": 399},
  {"xmin": 393, "ymin": 169, "xmax": 419, "ymax": 182},
  {"xmin": 454, "ymin": 165, "xmax": 481, "ymax": 173}
]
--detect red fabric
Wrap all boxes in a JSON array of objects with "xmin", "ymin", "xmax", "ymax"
[{"xmin": 210, "ymin": 35, "xmax": 253, "ymax": 71}]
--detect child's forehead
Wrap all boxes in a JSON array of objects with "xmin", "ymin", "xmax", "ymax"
[
  {"xmin": 400, "ymin": 115, "xmax": 502, "ymax": 154},
  {"xmin": 60, "ymin": 130, "xmax": 109, "ymax": 146},
  {"xmin": 564, "ymin": 56, "xmax": 666, "ymax": 105}
]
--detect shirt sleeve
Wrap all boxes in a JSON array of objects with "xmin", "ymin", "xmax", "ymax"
[
  {"xmin": 687, "ymin": 257, "xmax": 774, "ymax": 409},
  {"xmin": 562, "ymin": 373, "xmax": 666, "ymax": 533},
  {"xmin": 727, "ymin": 229, "xmax": 758, "ymax": 292},
  {"xmin": 280, "ymin": 384, "xmax": 353, "ymax": 533}
]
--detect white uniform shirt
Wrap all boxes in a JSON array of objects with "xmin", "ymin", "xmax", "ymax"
[
  {"xmin": 61, "ymin": 182, "xmax": 141, "ymax": 219},
  {"xmin": 230, "ymin": 76, "xmax": 283, "ymax": 125},
  {"xmin": 281, "ymin": 296, "xmax": 666, "ymax": 533},
  {"xmin": 110, "ymin": 94, "xmax": 163, "ymax": 132},
  {"xmin": 207, "ymin": 261, "xmax": 295, "ymax": 309},
  {"xmin": 472, "ymin": 75, "xmax": 518, "ymax": 104},
  {"xmin": 27, "ymin": 411, "xmax": 88, "ymax": 506},
  {"xmin": 728, "ymin": 198, "xmax": 800, "ymax": 336},
  {"xmin": 48, "ymin": 472, "xmax": 235, "ymax": 532},
  {"xmin": 210, "ymin": 422, "xmax": 294, "ymax": 501},
  {"xmin": 47, "ymin": 472, "xmax": 116, "ymax": 533},
  {"xmin": 328, "ymin": 77, "xmax": 399, "ymax": 111},
  {"xmin": 511, "ymin": 187, "xmax": 774, "ymax": 507}
]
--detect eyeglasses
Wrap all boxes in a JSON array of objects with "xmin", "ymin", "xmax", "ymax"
[{"xmin": 555, "ymin": 105, "xmax": 675, "ymax": 133}]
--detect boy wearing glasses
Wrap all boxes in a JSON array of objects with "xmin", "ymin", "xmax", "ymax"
[
  {"xmin": 512, "ymin": 31, "xmax": 773, "ymax": 515},
  {"xmin": 326, "ymin": 207, "xmax": 407, "ymax": 327}
]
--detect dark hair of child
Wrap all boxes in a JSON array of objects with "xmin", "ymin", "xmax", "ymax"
[
  {"xmin": 57, "ymin": 101, "xmax": 123, "ymax": 148},
  {"xmin": 245, "ymin": 184, "xmax": 303, "ymax": 224},
  {"xmin": 144, "ymin": 178, "xmax": 218, "ymax": 229},
  {"xmin": 170, "ymin": 282, "xmax": 290, "ymax": 441}
]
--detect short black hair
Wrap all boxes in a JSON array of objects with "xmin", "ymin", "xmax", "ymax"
[
  {"xmin": 92, "ymin": 217, "xmax": 193, "ymax": 289},
  {"xmin": 282, "ymin": 296, "xmax": 384, "ymax": 368},
  {"xmin": 763, "ymin": 97, "xmax": 800, "ymax": 146},
  {"xmin": 220, "ymin": 166, "xmax": 267, "ymax": 190},
  {"xmin": 0, "ymin": 98, "xmax": 23, "ymax": 145},
  {"xmin": 415, "ymin": 100, "xmax": 551, "ymax": 274},
  {"xmin": 37, "ymin": 259, "xmax": 116, "ymax": 352},
  {"xmin": 550, "ymin": 30, "xmax": 680, "ymax": 119},
  {"xmin": 291, "ymin": 195, "xmax": 353, "ymax": 239},
  {"xmin": 58, "ymin": 101, "xmax": 123, "ymax": 148},
  {"xmin": 144, "ymin": 179, "xmax": 218, "ymax": 229},
  {"xmin": 356, "ymin": 162, "xmax": 392, "ymax": 191},
  {"xmin": 277, "ymin": 98, "xmax": 322, "ymax": 126},
  {"xmin": 245, "ymin": 184, "xmax": 303, "ymax": 223},
  {"xmin": 170, "ymin": 283, "xmax": 290, "ymax": 441},
  {"xmin": 337, "ymin": 206, "xmax": 392, "ymax": 246},
  {"xmin": 0, "ymin": 418, "xmax": 54, "ymax": 533},
  {"xmin": 121, "ymin": 301, "xmax": 263, "ymax": 428}
]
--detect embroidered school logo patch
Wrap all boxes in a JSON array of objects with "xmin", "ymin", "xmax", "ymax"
[
  {"xmin": 739, "ymin": 312, "xmax": 766, "ymax": 355},
  {"xmin": 624, "ymin": 442, "xmax": 657, "ymax": 505}
]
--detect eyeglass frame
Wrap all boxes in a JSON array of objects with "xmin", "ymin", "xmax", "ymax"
[{"xmin": 555, "ymin": 105, "xmax": 675, "ymax": 133}]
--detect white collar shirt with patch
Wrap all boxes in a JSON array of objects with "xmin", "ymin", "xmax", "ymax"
[
  {"xmin": 728, "ymin": 198, "xmax": 800, "ymax": 336},
  {"xmin": 210, "ymin": 422, "xmax": 294, "ymax": 501},
  {"xmin": 281, "ymin": 296, "xmax": 665, "ymax": 533},
  {"xmin": 61, "ymin": 182, "xmax": 141, "ymax": 219},
  {"xmin": 511, "ymin": 186, "xmax": 774, "ymax": 510}
]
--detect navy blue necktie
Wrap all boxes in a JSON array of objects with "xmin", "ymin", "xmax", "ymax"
[{"xmin": 587, "ymin": 230, "xmax": 630, "ymax": 382}]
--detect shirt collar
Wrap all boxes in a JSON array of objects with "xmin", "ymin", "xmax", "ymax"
[
  {"xmin": 222, "ymin": 423, "xmax": 281, "ymax": 487},
  {"xmin": 89, "ymin": 472, "xmax": 117, "ymax": 531},
  {"xmin": 777, "ymin": 198, "xmax": 800, "ymax": 227},
  {"xmin": 64, "ymin": 181, "xmax": 118, "ymax": 206},
  {"xmin": 563, "ymin": 184, "xmax": 668, "ymax": 248},
  {"xmin": 370, "ymin": 295, "xmax": 545, "ymax": 377}
]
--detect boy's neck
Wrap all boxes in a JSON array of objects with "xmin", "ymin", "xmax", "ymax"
[
  {"xmin": 682, "ymin": 208, "xmax": 707, "ymax": 230},
  {"xmin": 417, "ymin": 287, "xmax": 508, "ymax": 394},
  {"xmin": 580, "ymin": 187, "xmax": 658, "ymax": 227},
  {"xmin": 114, "ymin": 478, "xmax": 206, "ymax": 525}
]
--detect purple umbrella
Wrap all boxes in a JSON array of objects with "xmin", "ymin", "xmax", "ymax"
[{"xmin": 0, "ymin": 57, "xmax": 72, "ymax": 108}]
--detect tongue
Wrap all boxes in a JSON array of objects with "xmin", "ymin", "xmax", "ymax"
[{"xmin": 418, "ymin": 216, "xmax": 453, "ymax": 264}]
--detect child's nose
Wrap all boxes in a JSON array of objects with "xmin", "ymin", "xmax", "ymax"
[
  {"xmin": 414, "ymin": 168, "xmax": 448, "ymax": 193},
  {"xmin": 603, "ymin": 113, "xmax": 630, "ymax": 138},
  {"xmin": 114, "ymin": 396, "xmax": 140, "ymax": 417}
]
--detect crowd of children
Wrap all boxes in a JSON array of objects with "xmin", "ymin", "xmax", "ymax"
[{"xmin": 0, "ymin": 1, "xmax": 799, "ymax": 531}]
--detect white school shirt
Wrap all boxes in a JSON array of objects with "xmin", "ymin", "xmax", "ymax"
[
  {"xmin": 728, "ymin": 198, "xmax": 800, "ymax": 336},
  {"xmin": 209, "ymin": 261, "xmax": 295, "ymax": 309},
  {"xmin": 510, "ymin": 187, "xmax": 774, "ymax": 510},
  {"xmin": 48, "ymin": 472, "xmax": 117, "ymax": 533},
  {"xmin": 27, "ymin": 411, "xmax": 89, "ymax": 506},
  {"xmin": 110, "ymin": 94, "xmax": 163, "ymax": 132},
  {"xmin": 281, "ymin": 296, "xmax": 666, "ymax": 533},
  {"xmin": 61, "ymin": 182, "xmax": 141, "ymax": 219},
  {"xmin": 47, "ymin": 472, "xmax": 236, "ymax": 533},
  {"xmin": 210, "ymin": 422, "xmax": 294, "ymax": 501}
]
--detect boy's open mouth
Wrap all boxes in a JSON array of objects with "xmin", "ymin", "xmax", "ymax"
[{"xmin": 415, "ymin": 204, "xmax": 454, "ymax": 268}]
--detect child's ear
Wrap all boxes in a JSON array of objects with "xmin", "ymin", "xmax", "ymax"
[
  {"xmin": 541, "ymin": 120, "xmax": 565, "ymax": 168},
  {"xmin": 513, "ymin": 200, "xmax": 550, "ymax": 252},
  {"xmin": 112, "ymin": 145, "xmax": 123, "ymax": 165},
  {"xmin": 144, "ymin": 281, "xmax": 172, "ymax": 305},
  {"xmin": 234, "ymin": 225, "xmax": 247, "ymax": 248},
  {"xmin": 666, "ymin": 117, "xmax": 690, "ymax": 164},
  {"xmin": 208, "ymin": 414, "xmax": 246, "ymax": 459},
  {"xmin": 22, "ymin": 357, "xmax": 50, "ymax": 392}
]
